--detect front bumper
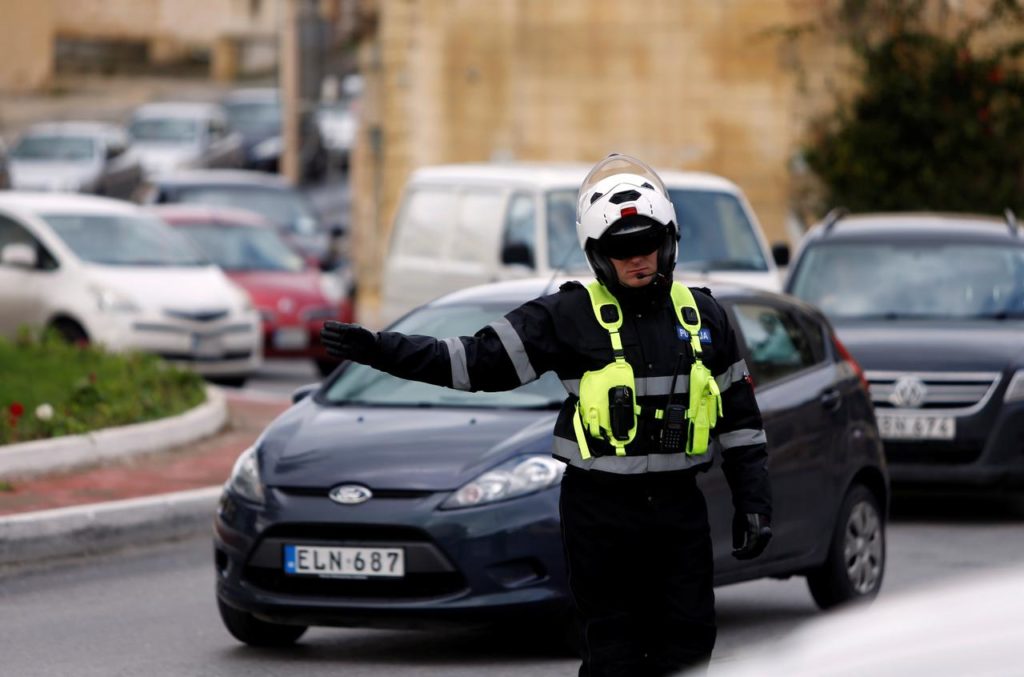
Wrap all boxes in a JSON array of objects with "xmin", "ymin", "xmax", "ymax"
[{"xmin": 213, "ymin": 486, "xmax": 570, "ymax": 630}]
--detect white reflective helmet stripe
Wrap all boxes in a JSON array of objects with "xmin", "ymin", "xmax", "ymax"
[
  {"xmin": 718, "ymin": 428, "xmax": 768, "ymax": 449},
  {"xmin": 443, "ymin": 337, "xmax": 472, "ymax": 391},
  {"xmin": 553, "ymin": 436, "xmax": 714, "ymax": 473},
  {"xmin": 488, "ymin": 318, "xmax": 538, "ymax": 385}
]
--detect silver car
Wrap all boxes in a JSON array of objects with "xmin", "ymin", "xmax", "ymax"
[
  {"xmin": 128, "ymin": 102, "xmax": 245, "ymax": 178},
  {"xmin": 7, "ymin": 122, "xmax": 143, "ymax": 200}
]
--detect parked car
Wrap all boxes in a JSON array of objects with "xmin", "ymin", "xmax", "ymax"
[
  {"xmin": 221, "ymin": 88, "xmax": 328, "ymax": 181},
  {"xmin": 137, "ymin": 169, "xmax": 341, "ymax": 267},
  {"xmin": 152, "ymin": 204, "xmax": 354, "ymax": 376},
  {"xmin": 128, "ymin": 102, "xmax": 245, "ymax": 178},
  {"xmin": 214, "ymin": 277, "xmax": 888, "ymax": 647},
  {"xmin": 785, "ymin": 211, "xmax": 1024, "ymax": 492},
  {"xmin": 379, "ymin": 163, "xmax": 789, "ymax": 325},
  {"xmin": 0, "ymin": 192, "xmax": 262, "ymax": 385},
  {"xmin": 6, "ymin": 121, "xmax": 143, "ymax": 199},
  {"xmin": 0, "ymin": 140, "xmax": 11, "ymax": 189}
]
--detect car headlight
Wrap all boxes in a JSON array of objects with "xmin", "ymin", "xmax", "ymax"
[
  {"xmin": 91, "ymin": 285, "xmax": 140, "ymax": 313},
  {"xmin": 226, "ymin": 445, "xmax": 264, "ymax": 503},
  {"xmin": 1005, "ymin": 370, "xmax": 1024, "ymax": 403},
  {"xmin": 440, "ymin": 455, "xmax": 564, "ymax": 510},
  {"xmin": 227, "ymin": 280, "xmax": 255, "ymax": 313},
  {"xmin": 318, "ymin": 274, "xmax": 346, "ymax": 304},
  {"xmin": 252, "ymin": 136, "xmax": 283, "ymax": 160}
]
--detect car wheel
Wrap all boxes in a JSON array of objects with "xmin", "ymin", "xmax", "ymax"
[
  {"xmin": 50, "ymin": 318, "xmax": 89, "ymax": 345},
  {"xmin": 314, "ymin": 358, "xmax": 337, "ymax": 377},
  {"xmin": 217, "ymin": 597, "xmax": 307, "ymax": 647},
  {"xmin": 207, "ymin": 376, "xmax": 248, "ymax": 388},
  {"xmin": 807, "ymin": 484, "xmax": 885, "ymax": 610}
]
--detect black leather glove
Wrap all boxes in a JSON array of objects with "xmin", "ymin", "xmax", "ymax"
[
  {"xmin": 320, "ymin": 321, "xmax": 379, "ymax": 364},
  {"xmin": 732, "ymin": 513, "xmax": 772, "ymax": 560}
]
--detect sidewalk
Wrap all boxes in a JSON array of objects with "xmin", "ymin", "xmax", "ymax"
[{"xmin": 0, "ymin": 393, "xmax": 290, "ymax": 569}]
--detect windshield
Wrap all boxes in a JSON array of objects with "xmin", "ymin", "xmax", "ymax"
[
  {"xmin": 546, "ymin": 188, "xmax": 769, "ymax": 273},
  {"xmin": 42, "ymin": 213, "xmax": 206, "ymax": 266},
  {"xmin": 129, "ymin": 117, "xmax": 199, "ymax": 144},
  {"xmin": 324, "ymin": 304, "xmax": 566, "ymax": 408},
  {"xmin": 174, "ymin": 186, "xmax": 320, "ymax": 235},
  {"xmin": 789, "ymin": 241, "xmax": 1024, "ymax": 319},
  {"xmin": 223, "ymin": 100, "xmax": 280, "ymax": 134},
  {"xmin": 177, "ymin": 223, "xmax": 305, "ymax": 272},
  {"xmin": 12, "ymin": 135, "xmax": 97, "ymax": 162}
]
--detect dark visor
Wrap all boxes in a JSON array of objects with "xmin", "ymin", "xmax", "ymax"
[{"xmin": 597, "ymin": 223, "xmax": 665, "ymax": 260}]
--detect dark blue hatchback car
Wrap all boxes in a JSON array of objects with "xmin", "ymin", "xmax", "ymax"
[{"xmin": 214, "ymin": 278, "xmax": 889, "ymax": 647}]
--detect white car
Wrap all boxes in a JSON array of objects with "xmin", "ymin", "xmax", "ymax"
[
  {"xmin": 0, "ymin": 192, "xmax": 261, "ymax": 385},
  {"xmin": 128, "ymin": 102, "xmax": 245, "ymax": 178}
]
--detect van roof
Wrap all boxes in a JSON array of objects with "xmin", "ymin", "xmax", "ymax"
[{"xmin": 407, "ymin": 162, "xmax": 743, "ymax": 194}]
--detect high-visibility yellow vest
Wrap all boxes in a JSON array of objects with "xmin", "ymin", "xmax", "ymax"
[{"xmin": 573, "ymin": 280, "xmax": 723, "ymax": 460}]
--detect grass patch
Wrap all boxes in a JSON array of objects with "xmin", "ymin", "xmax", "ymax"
[{"xmin": 0, "ymin": 330, "xmax": 207, "ymax": 445}]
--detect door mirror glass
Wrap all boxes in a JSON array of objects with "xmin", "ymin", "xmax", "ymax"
[{"xmin": 501, "ymin": 241, "xmax": 534, "ymax": 267}]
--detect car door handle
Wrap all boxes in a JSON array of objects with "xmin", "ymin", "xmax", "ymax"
[{"xmin": 820, "ymin": 388, "xmax": 842, "ymax": 412}]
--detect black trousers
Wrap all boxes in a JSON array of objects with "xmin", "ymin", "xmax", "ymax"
[{"xmin": 559, "ymin": 466, "xmax": 716, "ymax": 677}]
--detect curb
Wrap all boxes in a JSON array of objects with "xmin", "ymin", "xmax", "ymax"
[
  {"xmin": 0, "ymin": 385, "xmax": 228, "ymax": 481},
  {"xmin": 0, "ymin": 486, "xmax": 221, "ymax": 569}
]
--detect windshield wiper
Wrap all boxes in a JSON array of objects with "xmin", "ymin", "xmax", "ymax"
[{"xmin": 678, "ymin": 259, "xmax": 764, "ymax": 272}]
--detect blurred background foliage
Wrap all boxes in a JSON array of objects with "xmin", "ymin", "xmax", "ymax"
[{"xmin": 797, "ymin": 0, "xmax": 1024, "ymax": 217}]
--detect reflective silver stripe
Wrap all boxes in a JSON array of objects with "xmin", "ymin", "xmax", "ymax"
[
  {"xmin": 443, "ymin": 337, "xmax": 472, "ymax": 391},
  {"xmin": 716, "ymin": 359, "xmax": 749, "ymax": 394},
  {"xmin": 489, "ymin": 318, "xmax": 537, "ymax": 385},
  {"xmin": 560, "ymin": 375, "xmax": 690, "ymax": 398},
  {"xmin": 552, "ymin": 437, "xmax": 714, "ymax": 473},
  {"xmin": 718, "ymin": 428, "xmax": 767, "ymax": 449}
]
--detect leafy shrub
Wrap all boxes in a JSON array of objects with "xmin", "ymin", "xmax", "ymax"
[
  {"xmin": 799, "ymin": 0, "xmax": 1024, "ymax": 216},
  {"xmin": 0, "ymin": 329, "xmax": 207, "ymax": 445}
]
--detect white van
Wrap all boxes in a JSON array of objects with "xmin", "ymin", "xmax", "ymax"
[{"xmin": 380, "ymin": 163, "xmax": 785, "ymax": 325}]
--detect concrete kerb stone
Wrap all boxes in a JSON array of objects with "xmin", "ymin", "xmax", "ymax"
[
  {"xmin": 0, "ymin": 486, "xmax": 222, "ymax": 569},
  {"xmin": 0, "ymin": 385, "xmax": 228, "ymax": 481}
]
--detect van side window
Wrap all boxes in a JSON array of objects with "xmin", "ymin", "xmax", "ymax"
[
  {"xmin": 501, "ymin": 192, "xmax": 536, "ymax": 268},
  {"xmin": 451, "ymin": 189, "xmax": 504, "ymax": 263},
  {"xmin": 731, "ymin": 303, "xmax": 817, "ymax": 386},
  {"xmin": 0, "ymin": 215, "xmax": 58, "ymax": 270},
  {"xmin": 391, "ymin": 188, "xmax": 455, "ymax": 258}
]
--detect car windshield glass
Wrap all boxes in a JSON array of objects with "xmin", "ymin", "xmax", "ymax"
[
  {"xmin": 789, "ymin": 241, "xmax": 1024, "ymax": 319},
  {"xmin": 129, "ymin": 117, "xmax": 200, "ymax": 144},
  {"xmin": 42, "ymin": 213, "xmax": 206, "ymax": 266},
  {"xmin": 12, "ymin": 135, "xmax": 97, "ymax": 162},
  {"xmin": 224, "ymin": 100, "xmax": 280, "ymax": 133},
  {"xmin": 174, "ymin": 186, "xmax": 320, "ymax": 235},
  {"xmin": 324, "ymin": 304, "xmax": 566, "ymax": 408},
  {"xmin": 178, "ymin": 223, "xmax": 305, "ymax": 272},
  {"xmin": 546, "ymin": 188, "xmax": 768, "ymax": 273}
]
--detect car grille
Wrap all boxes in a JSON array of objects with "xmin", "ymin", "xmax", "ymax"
[
  {"xmin": 163, "ymin": 308, "xmax": 230, "ymax": 322},
  {"xmin": 867, "ymin": 371, "xmax": 1000, "ymax": 413},
  {"xmin": 241, "ymin": 523, "xmax": 468, "ymax": 601},
  {"xmin": 883, "ymin": 441, "xmax": 982, "ymax": 465}
]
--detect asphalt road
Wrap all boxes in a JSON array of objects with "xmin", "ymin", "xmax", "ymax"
[{"xmin": 4, "ymin": 500, "xmax": 1024, "ymax": 677}]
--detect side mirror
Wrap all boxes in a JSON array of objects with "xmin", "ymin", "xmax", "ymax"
[
  {"xmin": 1, "ymin": 242, "xmax": 37, "ymax": 269},
  {"xmin": 291, "ymin": 383, "xmax": 320, "ymax": 403},
  {"xmin": 771, "ymin": 242, "xmax": 791, "ymax": 267},
  {"xmin": 501, "ymin": 241, "xmax": 534, "ymax": 268}
]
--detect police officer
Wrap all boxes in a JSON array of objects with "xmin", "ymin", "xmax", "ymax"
[{"xmin": 321, "ymin": 154, "xmax": 772, "ymax": 677}]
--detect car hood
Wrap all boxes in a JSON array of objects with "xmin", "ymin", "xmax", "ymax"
[
  {"xmin": 228, "ymin": 270, "xmax": 324, "ymax": 310},
  {"xmin": 259, "ymin": 399, "xmax": 559, "ymax": 490},
  {"xmin": 10, "ymin": 161, "xmax": 98, "ymax": 190},
  {"xmin": 834, "ymin": 320, "xmax": 1024, "ymax": 372},
  {"xmin": 84, "ymin": 264, "xmax": 243, "ymax": 313}
]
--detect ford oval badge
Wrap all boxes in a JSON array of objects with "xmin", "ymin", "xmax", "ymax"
[{"xmin": 329, "ymin": 484, "xmax": 373, "ymax": 505}]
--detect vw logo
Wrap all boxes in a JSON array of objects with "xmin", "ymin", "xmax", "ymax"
[
  {"xmin": 890, "ymin": 375, "xmax": 928, "ymax": 409},
  {"xmin": 329, "ymin": 484, "xmax": 373, "ymax": 505}
]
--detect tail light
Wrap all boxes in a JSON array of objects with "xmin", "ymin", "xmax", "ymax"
[{"xmin": 833, "ymin": 334, "xmax": 869, "ymax": 392}]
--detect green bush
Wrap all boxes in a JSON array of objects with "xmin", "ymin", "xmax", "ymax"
[
  {"xmin": 800, "ymin": 0, "xmax": 1024, "ymax": 216},
  {"xmin": 0, "ymin": 330, "xmax": 207, "ymax": 445}
]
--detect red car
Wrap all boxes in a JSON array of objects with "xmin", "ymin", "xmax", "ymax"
[{"xmin": 151, "ymin": 205, "xmax": 354, "ymax": 375}]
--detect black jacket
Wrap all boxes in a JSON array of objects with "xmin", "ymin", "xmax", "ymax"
[{"xmin": 369, "ymin": 278, "xmax": 771, "ymax": 517}]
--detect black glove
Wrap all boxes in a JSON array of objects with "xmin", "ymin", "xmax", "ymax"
[
  {"xmin": 320, "ymin": 321, "xmax": 379, "ymax": 364},
  {"xmin": 731, "ymin": 513, "xmax": 772, "ymax": 560}
]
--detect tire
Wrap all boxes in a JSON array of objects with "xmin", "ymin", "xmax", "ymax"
[
  {"xmin": 807, "ymin": 484, "xmax": 885, "ymax": 610},
  {"xmin": 217, "ymin": 597, "xmax": 307, "ymax": 647},
  {"xmin": 50, "ymin": 318, "xmax": 89, "ymax": 345},
  {"xmin": 207, "ymin": 376, "xmax": 248, "ymax": 388}
]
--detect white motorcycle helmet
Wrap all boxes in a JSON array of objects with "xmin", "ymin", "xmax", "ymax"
[{"xmin": 576, "ymin": 153, "xmax": 678, "ymax": 287}]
